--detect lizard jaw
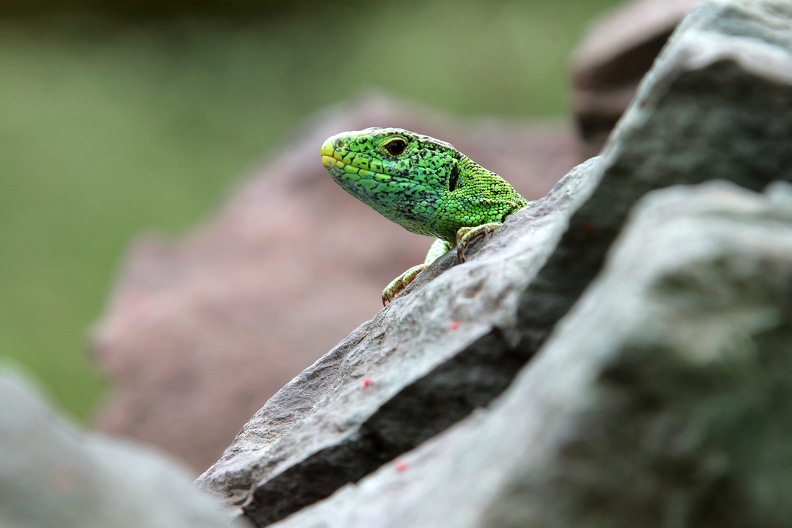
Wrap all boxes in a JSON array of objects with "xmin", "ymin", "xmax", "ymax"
[{"xmin": 321, "ymin": 155, "xmax": 340, "ymax": 170}]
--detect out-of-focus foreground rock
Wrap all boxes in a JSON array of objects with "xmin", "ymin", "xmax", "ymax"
[
  {"xmin": 90, "ymin": 96, "xmax": 577, "ymax": 472},
  {"xmin": 0, "ymin": 368, "xmax": 245, "ymax": 528},
  {"xmin": 194, "ymin": 1, "xmax": 792, "ymax": 526}
]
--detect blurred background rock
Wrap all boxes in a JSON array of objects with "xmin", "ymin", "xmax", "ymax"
[{"xmin": 0, "ymin": 0, "xmax": 694, "ymax": 471}]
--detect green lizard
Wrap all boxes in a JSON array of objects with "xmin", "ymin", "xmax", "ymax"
[{"xmin": 321, "ymin": 127, "xmax": 528, "ymax": 306}]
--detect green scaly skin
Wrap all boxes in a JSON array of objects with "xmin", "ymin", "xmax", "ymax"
[{"xmin": 321, "ymin": 127, "xmax": 528, "ymax": 305}]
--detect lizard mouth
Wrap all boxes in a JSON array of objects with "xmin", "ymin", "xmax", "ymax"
[
  {"xmin": 320, "ymin": 137, "xmax": 337, "ymax": 159},
  {"xmin": 321, "ymin": 154, "xmax": 341, "ymax": 170},
  {"xmin": 321, "ymin": 137, "xmax": 380, "ymax": 180},
  {"xmin": 321, "ymin": 142, "xmax": 396, "ymax": 185},
  {"xmin": 321, "ymin": 155, "xmax": 384, "ymax": 182}
]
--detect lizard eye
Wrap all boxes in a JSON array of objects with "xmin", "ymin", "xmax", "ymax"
[{"xmin": 384, "ymin": 138, "xmax": 408, "ymax": 156}]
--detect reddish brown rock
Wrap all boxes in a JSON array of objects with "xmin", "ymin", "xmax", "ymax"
[
  {"xmin": 91, "ymin": 93, "xmax": 578, "ymax": 473},
  {"xmin": 572, "ymin": 0, "xmax": 700, "ymax": 157}
]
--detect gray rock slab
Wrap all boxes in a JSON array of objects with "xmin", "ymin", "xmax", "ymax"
[
  {"xmin": 0, "ymin": 368, "xmax": 244, "ymax": 528},
  {"xmin": 518, "ymin": 0, "xmax": 792, "ymax": 355},
  {"xmin": 196, "ymin": 156, "xmax": 600, "ymax": 526},
  {"xmin": 271, "ymin": 180, "xmax": 792, "ymax": 528}
]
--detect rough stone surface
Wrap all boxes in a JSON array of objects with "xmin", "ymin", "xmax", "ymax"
[
  {"xmin": 572, "ymin": 0, "xmax": 699, "ymax": 156},
  {"xmin": 522, "ymin": 0, "xmax": 792, "ymax": 355},
  {"xmin": 196, "ymin": 158, "xmax": 600, "ymax": 525},
  {"xmin": 91, "ymin": 94, "xmax": 578, "ymax": 473},
  {"xmin": 199, "ymin": 1, "xmax": 792, "ymax": 526},
  {"xmin": 272, "ymin": 180, "xmax": 792, "ymax": 528},
  {"xmin": 0, "ymin": 368, "xmax": 245, "ymax": 528}
]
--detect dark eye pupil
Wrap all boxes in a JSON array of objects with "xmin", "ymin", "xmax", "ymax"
[{"xmin": 386, "ymin": 139, "xmax": 407, "ymax": 156}]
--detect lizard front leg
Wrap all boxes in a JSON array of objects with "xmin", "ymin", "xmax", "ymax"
[{"xmin": 382, "ymin": 238, "xmax": 453, "ymax": 306}]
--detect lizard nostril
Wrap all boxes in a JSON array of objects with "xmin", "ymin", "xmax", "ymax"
[{"xmin": 336, "ymin": 140, "xmax": 345, "ymax": 149}]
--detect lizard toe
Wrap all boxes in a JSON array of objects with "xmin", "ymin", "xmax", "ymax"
[
  {"xmin": 381, "ymin": 263, "xmax": 429, "ymax": 306},
  {"xmin": 455, "ymin": 222, "xmax": 502, "ymax": 263}
]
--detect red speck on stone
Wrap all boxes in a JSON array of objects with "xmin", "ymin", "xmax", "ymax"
[
  {"xmin": 449, "ymin": 321, "xmax": 461, "ymax": 330},
  {"xmin": 394, "ymin": 459, "xmax": 408, "ymax": 472},
  {"xmin": 582, "ymin": 223, "xmax": 596, "ymax": 235},
  {"xmin": 362, "ymin": 377, "xmax": 372, "ymax": 388}
]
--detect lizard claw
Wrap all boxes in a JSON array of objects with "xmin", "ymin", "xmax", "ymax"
[
  {"xmin": 382, "ymin": 263, "xmax": 429, "ymax": 306},
  {"xmin": 456, "ymin": 222, "xmax": 502, "ymax": 263}
]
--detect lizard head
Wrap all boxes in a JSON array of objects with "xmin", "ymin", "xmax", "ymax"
[{"xmin": 321, "ymin": 127, "xmax": 461, "ymax": 237}]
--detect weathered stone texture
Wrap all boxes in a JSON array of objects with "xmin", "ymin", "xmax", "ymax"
[{"xmin": 521, "ymin": 0, "xmax": 792, "ymax": 354}]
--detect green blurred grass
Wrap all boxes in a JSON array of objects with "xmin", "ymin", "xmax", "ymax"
[{"xmin": 0, "ymin": 0, "xmax": 621, "ymax": 421}]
